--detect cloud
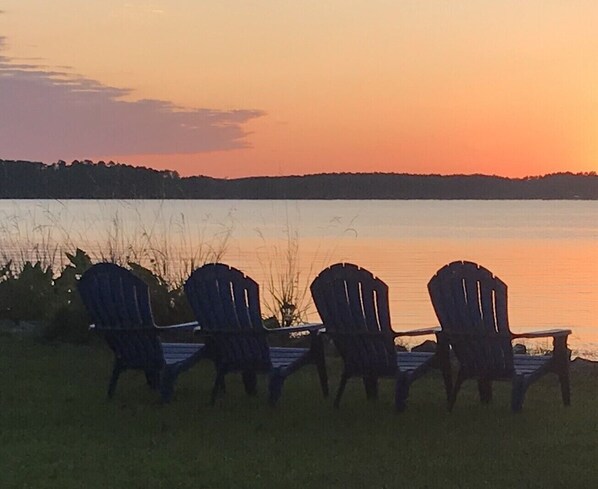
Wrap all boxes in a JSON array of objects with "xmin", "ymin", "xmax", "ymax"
[{"xmin": 0, "ymin": 37, "xmax": 264, "ymax": 162}]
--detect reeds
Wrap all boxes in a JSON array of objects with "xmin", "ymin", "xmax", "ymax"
[
  {"xmin": 257, "ymin": 225, "xmax": 313, "ymax": 326},
  {"xmin": 0, "ymin": 200, "xmax": 352, "ymax": 329},
  {"xmin": 255, "ymin": 207, "xmax": 344, "ymax": 327},
  {"xmin": 0, "ymin": 201, "xmax": 233, "ymax": 287}
]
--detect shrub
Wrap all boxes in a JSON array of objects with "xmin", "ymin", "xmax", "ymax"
[{"xmin": 0, "ymin": 261, "xmax": 54, "ymax": 324}]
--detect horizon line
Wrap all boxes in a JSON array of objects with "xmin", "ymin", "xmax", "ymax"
[{"xmin": 1, "ymin": 157, "xmax": 597, "ymax": 181}]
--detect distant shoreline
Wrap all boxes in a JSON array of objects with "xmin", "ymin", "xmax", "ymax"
[{"xmin": 2, "ymin": 159, "xmax": 598, "ymax": 200}]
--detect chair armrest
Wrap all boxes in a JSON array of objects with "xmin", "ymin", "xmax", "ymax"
[
  {"xmin": 155, "ymin": 321, "xmax": 199, "ymax": 331},
  {"xmin": 193, "ymin": 327, "xmax": 264, "ymax": 336},
  {"xmin": 265, "ymin": 323, "xmax": 325, "ymax": 334},
  {"xmin": 512, "ymin": 328, "xmax": 571, "ymax": 339},
  {"xmin": 393, "ymin": 327, "xmax": 441, "ymax": 337},
  {"xmin": 89, "ymin": 324, "xmax": 161, "ymax": 332},
  {"xmin": 193, "ymin": 323, "xmax": 324, "ymax": 335}
]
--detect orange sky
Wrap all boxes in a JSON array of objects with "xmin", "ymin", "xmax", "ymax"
[{"xmin": 1, "ymin": 1, "xmax": 597, "ymax": 177}]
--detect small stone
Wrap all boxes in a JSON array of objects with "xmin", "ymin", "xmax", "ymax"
[
  {"xmin": 513, "ymin": 343, "xmax": 527, "ymax": 354},
  {"xmin": 412, "ymin": 339, "xmax": 437, "ymax": 352}
]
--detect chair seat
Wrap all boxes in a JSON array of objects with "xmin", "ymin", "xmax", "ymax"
[
  {"xmin": 162, "ymin": 342, "xmax": 205, "ymax": 365},
  {"xmin": 513, "ymin": 354, "xmax": 552, "ymax": 376},
  {"xmin": 397, "ymin": 351, "xmax": 436, "ymax": 374},
  {"xmin": 269, "ymin": 347, "xmax": 310, "ymax": 370}
]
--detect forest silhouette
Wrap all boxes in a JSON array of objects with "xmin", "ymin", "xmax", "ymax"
[{"xmin": 1, "ymin": 159, "xmax": 598, "ymax": 199}]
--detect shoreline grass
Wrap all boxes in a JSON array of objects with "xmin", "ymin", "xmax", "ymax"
[
  {"xmin": 0, "ymin": 201, "xmax": 235, "ymax": 287},
  {"xmin": 2, "ymin": 336, "xmax": 597, "ymax": 488}
]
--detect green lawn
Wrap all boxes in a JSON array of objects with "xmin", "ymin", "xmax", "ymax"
[{"xmin": 1, "ymin": 337, "xmax": 597, "ymax": 488}]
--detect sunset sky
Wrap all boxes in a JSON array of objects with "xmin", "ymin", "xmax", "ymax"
[{"xmin": 1, "ymin": 1, "xmax": 597, "ymax": 177}]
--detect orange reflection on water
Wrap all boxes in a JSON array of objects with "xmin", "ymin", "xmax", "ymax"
[{"xmin": 228, "ymin": 236, "xmax": 598, "ymax": 358}]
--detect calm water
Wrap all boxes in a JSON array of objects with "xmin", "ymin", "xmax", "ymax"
[{"xmin": 1, "ymin": 199, "xmax": 597, "ymax": 358}]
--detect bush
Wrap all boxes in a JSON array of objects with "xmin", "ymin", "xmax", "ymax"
[
  {"xmin": 0, "ymin": 248, "xmax": 198, "ymax": 343},
  {"xmin": 43, "ymin": 248, "xmax": 93, "ymax": 343},
  {"xmin": 0, "ymin": 249, "xmax": 94, "ymax": 343},
  {"xmin": 0, "ymin": 261, "xmax": 54, "ymax": 323}
]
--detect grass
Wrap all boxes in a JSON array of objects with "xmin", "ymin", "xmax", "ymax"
[{"xmin": 2, "ymin": 337, "xmax": 598, "ymax": 488}]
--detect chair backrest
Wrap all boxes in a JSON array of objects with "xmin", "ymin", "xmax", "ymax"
[
  {"xmin": 310, "ymin": 263, "xmax": 397, "ymax": 376},
  {"xmin": 184, "ymin": 263, "xmax": 270, "ymax": 369},
  {"xmin": 78, "ymin": 263, "xmax": 163, "ymax": 369},
  {"xmin": 427, "ymin": 261, "xmax": 514, "ymax": 377}
]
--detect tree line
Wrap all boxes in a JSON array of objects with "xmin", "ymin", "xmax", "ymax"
[{"xmin": 1, "ymin": 159, "xmax": 598, "ymax": 199}]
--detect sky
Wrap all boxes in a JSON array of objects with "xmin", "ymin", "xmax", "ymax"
[{"xmin": 1, "ymin": 1, "xmax": 597, "ymax": 178}]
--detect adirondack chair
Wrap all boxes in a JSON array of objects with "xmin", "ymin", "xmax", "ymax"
[
  {"xmin": 310, "ymin": 263, "xmax": 451, "ymax": 411},
  {"xmin": 428, "ymin": 261, "xmax": 571, "ymax": 412},
  {"xmin": 78, "ymin": 263, "xmax": 205, "ymax": 402},
  {"xmin": 183, "ymin": 263, "xmax": 328, "ymax": 405}
]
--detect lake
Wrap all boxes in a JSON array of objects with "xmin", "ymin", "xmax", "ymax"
[{"xmin": 1, "ymin": 199, "xmax": 597, "ymax": 358}]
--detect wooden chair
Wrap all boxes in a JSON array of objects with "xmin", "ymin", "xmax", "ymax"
[
  {"xmin": 78, "ymin": 263, "xmax": 205, "ymax": 402},
  {"xmin": 310, "ymin": 263, "xmax": 450, "ymax": 411},
  {"xmin": 428, "ymin": 260, "xmax": 571, "ymax": 412},
  {"xmin": 183, "ymin": 263, "xmax": 328, "ymax": 405}
]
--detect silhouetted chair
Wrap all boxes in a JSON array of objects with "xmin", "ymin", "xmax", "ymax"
[
  {"xmin": 78, "ymin": 263, "xmax": 205, "ymax": 402},
  {"xmin": 184, "ymin": 263, "xmax": 328, "ymax": 405},
  {"xmin": 428, "ymin": 260, "xmax": 571, "ymax": 412},
  {"xmin": 310, "ymin": 263, "xmax": 450, "ymax": 411}
]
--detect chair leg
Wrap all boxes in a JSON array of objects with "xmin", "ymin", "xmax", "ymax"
[
  {"xmin": 441, "ymin": 362, "xmax": 453, "ymax": 404},
  {"xmin": 448, "ymin": 370, "xmax": 465, "ymax": 412},
  {"xmin": 478, "ymin": 378, "xmax": 493, "ymax": 404},
  {"xmin": 268, "ymin": 371, "xmax": 285, "ymax": 406},
  {"xmin": 395, "ymin": 372, "xmax": 410, "ymax": 412},
  {"xmin": 107, "ymin": 361, "xmax": 122, "ymax": 399},
  {"xmin": 145, "ymin": 370, "xmax": 160, "ymax": 390},
  {"xmin": 242, "ymin": 370, "xmax": 258, "ymax": 396},
  {"xmin": 313, "ymin": 336, "xmax": 329, "ymax": 397},
  {"xmin": 559, "ymin": 370, "xmax": 571, "ymax": 406},
  {"xmin": 437, "ymin": 333, "xmax": 453, "ymax": 402},
  {"xmin": 334, "ymin": 372, "xmax": 349, "ymax": 408},
  {"xmin": 317, "ymin": 360, "xmax": 329, "ymax": 398},
  {"xmin": 363, "ymin": 376, "xmax": 378, "ymax": 400},
  {"xmin": 511, "ymin": 375, "xmax": 529, "ymax": 412},
  {"xmin": 554, "ymin": 336, "xmax": 571, "ymax": 406},
  {"xmin": 159, "ymin": 368, "xmax": 176, "ymax": 403}
]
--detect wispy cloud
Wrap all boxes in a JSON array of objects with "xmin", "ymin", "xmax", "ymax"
[{"xmin": 0, "ymin": 36, "xmax": 264, "ymax": 162}]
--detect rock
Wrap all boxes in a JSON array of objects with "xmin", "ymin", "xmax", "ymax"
[
  {"xmin": 571, "ymin": 357, "xmax": 598, "ymax": 373},
  {"xmin": 572, "ymin": 357, "xmax": 598, "ymax": 365},
  {"xmin": 513, "ymin": 343, "xmax": 527, "ymax": 354},
  {"xmin": 412, "ymin": 339, "xmax": 437, "ymax": 352}
]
